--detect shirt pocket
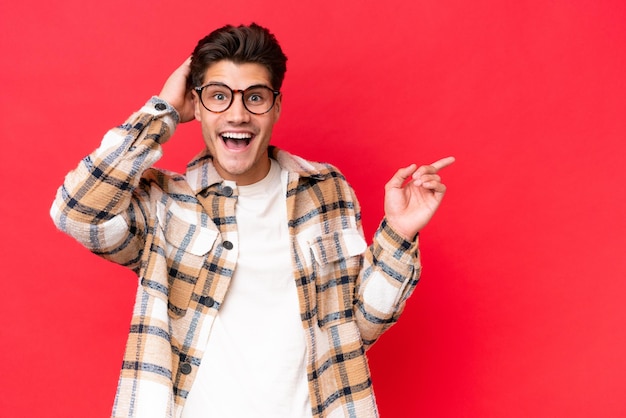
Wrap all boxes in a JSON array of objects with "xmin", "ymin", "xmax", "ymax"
[
  {"xmin": 310, "ymin": 229, "xmax": 367, "ymax": 328},
  {"xmin": 144, "ymin": 210, "xmax": 218, "ymax": 318}
]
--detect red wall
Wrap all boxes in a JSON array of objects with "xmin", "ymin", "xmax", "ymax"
[{"xmin": 2, "ymin": 1, "xmax": 625, "ymax": 416}]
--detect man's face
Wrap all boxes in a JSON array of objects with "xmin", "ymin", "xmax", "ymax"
[{"xmin": 194, "ymin": 60, "xmax": 281, "ymax": 186}]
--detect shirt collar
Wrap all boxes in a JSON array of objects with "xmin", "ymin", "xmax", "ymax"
[{"xmin": 185, "ymin": 145, "xmax": 330, "ymax": 196}]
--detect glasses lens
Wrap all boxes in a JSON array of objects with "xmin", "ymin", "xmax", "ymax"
[
  {"xmin": 201, "ymin": 85, "xmax": 233, "ymax": 112},
  {"xmin": 242, "ymin": 87, "xmax": 275, "ymax": 114}
]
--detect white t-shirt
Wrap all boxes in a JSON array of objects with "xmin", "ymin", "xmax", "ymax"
[{"xmin": 182, "ymin": 159, "xmax": 312, "ymax": 418}]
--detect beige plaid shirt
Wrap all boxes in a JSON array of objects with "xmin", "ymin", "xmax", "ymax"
[{"xmin": 51, "ymin": 97, "xmax": 421, "ymax": 418}]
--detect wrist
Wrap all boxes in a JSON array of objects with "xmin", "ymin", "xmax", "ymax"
[{"xmin": 384, "ymin": 218, "xmax": 419, "ymax": 242}]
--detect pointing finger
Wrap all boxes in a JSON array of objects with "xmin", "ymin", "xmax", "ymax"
[
  {"xmin": 412, "ymin": 156, "xmax": 456, "ymax": 179},
  {"xmin": 431, "ymin": 156, "xmax": 456, "ymax": 171}
]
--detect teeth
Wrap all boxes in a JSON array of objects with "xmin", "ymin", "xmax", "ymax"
[{"xmin": 221, "ymin": 132, "xmax": 252, "ymax": 140}]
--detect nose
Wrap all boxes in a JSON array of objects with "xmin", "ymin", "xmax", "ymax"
[{"xmin": 225, "ymin": 91, "xmax": 251, "ymax": 124}]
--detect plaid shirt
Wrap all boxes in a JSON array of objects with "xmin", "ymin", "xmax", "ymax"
[{"xmin": 51, "ymin": 97, "xmax": 421, "ymax": 418}]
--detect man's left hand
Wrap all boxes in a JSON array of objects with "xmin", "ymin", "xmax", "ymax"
[{"xmin": 384, "ymin": 156, "xmax": 456, "ymax": 240}]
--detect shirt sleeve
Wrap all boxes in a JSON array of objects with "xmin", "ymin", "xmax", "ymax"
[
  {"xmin": 354, "ymin": 213, "xmax": 421, "ymax": 349},
  {"xmin": 49, "ymin": 97, "xmax": 179, "ymax": 271}
]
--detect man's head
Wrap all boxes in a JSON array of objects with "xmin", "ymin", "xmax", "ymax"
[
  {"xmin": 190, "ymin": 24, "xmax": 288, "ymax": 186},
  {"xmin": 189, "ymin": 23, "xmax": 287, "ymax": 91}
]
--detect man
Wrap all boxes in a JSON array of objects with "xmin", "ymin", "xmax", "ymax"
[{"xmin": 51, "ymin": 23, "xmax": 454, "ymax": 418}]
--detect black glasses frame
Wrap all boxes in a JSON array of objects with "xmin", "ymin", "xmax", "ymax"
[{"xmin": 194, "ymin": 83, "xmax": 281, "ymax": 115}]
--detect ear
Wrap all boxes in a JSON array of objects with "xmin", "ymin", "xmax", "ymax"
[
  {"xmin": 272, "ymin": 94, "xmax": 282, "ymax": 122},
  {"xmin": 193, "ymin": 90, "xmax": 202, "ymax": 121}
]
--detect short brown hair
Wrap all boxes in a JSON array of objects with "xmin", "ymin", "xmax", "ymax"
[{"xmin": 189, "ymin": 23, "xmax": 288, "ymax": 91}]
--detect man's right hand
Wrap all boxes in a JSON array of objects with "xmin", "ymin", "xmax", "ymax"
[{"xmin": 158, "ymin": 58, "xmax": 196, "ymax": 123}]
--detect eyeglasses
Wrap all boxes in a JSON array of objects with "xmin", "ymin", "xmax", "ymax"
[{"xmin": 194, "ymin": 83, "xmax": 281, "ymax": 115}]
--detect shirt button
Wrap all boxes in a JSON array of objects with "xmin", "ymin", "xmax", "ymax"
[
  {"xmin": 222, "ymin": 186, "xmax": 233, "ymax": 197},
  {"xmin": 180, "ymin": 362, "xmax": 192, "ymax": 375},
  {"xmin": 200, "ymin": 296, "xmax": 215, "ymax": 308},
  {"xmin": 155, "ymin": 102, "xmax": 167, "ymax": 111},
  {"xmin": 222, "ymin": 240, "xmax": 234, "ymax": 250}
]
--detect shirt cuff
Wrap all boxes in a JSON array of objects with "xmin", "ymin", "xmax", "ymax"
[
  {"xmin": 142, "ymin": 96, "xmax": 181, "ymax": 128},
  {"xmin": 377, "ymin": 218, "xmax": 419, "ymax": 261}
]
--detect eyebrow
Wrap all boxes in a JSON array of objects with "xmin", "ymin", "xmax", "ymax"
[{"xmin": 201, "ymin": 81, "xmax": 274, "ymax": 90}]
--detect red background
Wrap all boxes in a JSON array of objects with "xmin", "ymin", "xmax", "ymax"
[{"xmin": 2, "ymin": 0, "xmax": 625, "ymax": 417}]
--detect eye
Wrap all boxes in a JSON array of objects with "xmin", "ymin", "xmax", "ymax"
[
  {"xmin": 202, "ymin": 85, "xmax": 232, "ymax": 103},
  {"xmin": 212, "ymin": 92, "xmax": 228, "ymax": 101},
  {"xmin": 245, "ymin": 89, "xmax": 270, "ymax": 106}
]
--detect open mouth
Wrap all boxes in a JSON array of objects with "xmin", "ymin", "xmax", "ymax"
[{"xmin": 221, "ymin": 132, "xmax": 253, "ymax": 150}]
